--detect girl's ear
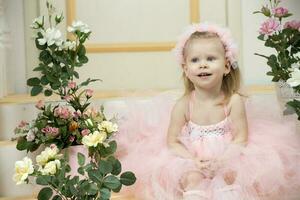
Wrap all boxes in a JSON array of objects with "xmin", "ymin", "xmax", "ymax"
[
  {"xmin": 225, "ymin": 61, "xmax": 231, "ymax": 75},
  {"xmin": 182, "ymin": 64, "xmax": 187, "ymax": 74}
]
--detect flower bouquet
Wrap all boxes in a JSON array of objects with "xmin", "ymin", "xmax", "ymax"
[
  {"xmin": 254, "ymin": 0, "xmax": 300, "ymax": 120},
  {"xmin": 12, "ymin": 2, "xmax": 136, "ymax": 199}
]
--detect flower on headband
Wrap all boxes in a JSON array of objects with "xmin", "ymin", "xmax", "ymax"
[{"xmin": 173, "ymin": 22, "xmax": 238, "ymax": 69}]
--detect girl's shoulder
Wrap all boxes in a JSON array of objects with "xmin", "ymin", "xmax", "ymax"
[
  {"xmin": 227, "ymin": 93, "xmax": 247, "ymax": 115},
  {"xmin": 172, "ymin": 94, "xmax": 190, "ymax": 120}
]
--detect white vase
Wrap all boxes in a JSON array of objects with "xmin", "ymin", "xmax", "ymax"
[{"xmin": 275, "ymin": 80, "xmax": 300, "ymax": 132}]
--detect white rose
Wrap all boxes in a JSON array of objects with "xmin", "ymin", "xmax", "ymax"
[
  {"xmin": 26, "ymin": 130, "xmax": 35, "ymax": 142},
  {"xmin": 82, "ymin": 131, "xmax": 107, "ymax": 147},
  {"xmin": 30, "ymin": 16, "xmax": 44, "ymax": 29},
  {"xmin": 38, "ymin": 28, "xmax": 63, "ymax": 47},
  {"xmin": 13, "ymin": 157, "xmax": 34, "ymax": 185},
  {"xmin": 39, "ymin": 160, "xmax": 61, "ymax": 175},
  {"xmin": 67, "ymin": 20, "xmax": 90, "ymax": 33},
  {"xmin": 287, "ymin": 68, "xmax": 300, "ymax": 87},
  {"xmin": 98, "ymin": 121, "xmax": 118, "ymax": 133},
  {"xmin": 36, "ymin": 146, "xmax": 60, "ymax": 166},
  {"xmin": 61, "ymin": 40, "xmax": 76, "ymax": 50}
]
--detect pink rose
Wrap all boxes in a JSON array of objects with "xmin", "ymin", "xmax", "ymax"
[
  {"xmin": 81, "ymin": 129, "xmax": 90, "ymax": 136},
  {"xmin": 272, "ymin": 7, "xmax": 288, "ymax": 17},
  {"xmin": 259, "ymin": 18, "xmax": 281, "ymax": 35},
  {"xmin": 284, "ymin": 20, "xmax": 300, "ymax": 30},
  {"xmin": 54, "ymin": 107, "xmax": 71, "ymax": 119},
  {"xmin": 73, "ymin": 110, "xmax": 82, "ymax": 118},
  {"xmin": 42, "ymin": 126, "xmax": 60, "ymax": 137},
  {"xmin": 68, "ymin": 81, "xmax": 76, "ymax": 89},
  {"xmin": 35, "ymin": 100, "xmax": 45, "ymax": 109},
  {"xmin": 63, "ymin": 95, "xmax": 74, "ymax": 102},
  {"xmin": 85, "ymin": 89, "xmax": 94, "ymax": 97},
  {"xmin": 18, "ymin": 120, "xmax": 28, "ymax": 128},
  {"xmin": 69, "ymin": 136, "xmax": 75, "ymax": 142},
  {"xmin": 83, "ymin": 107, "xmax": 98, "ymax": 118}
]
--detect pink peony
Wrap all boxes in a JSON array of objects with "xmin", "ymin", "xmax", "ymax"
[
  {"xmin": 68, "ymin": 81, "xmax": 76, "ymax": 89},
  {"xmin": 272, "ymin": 7, "xmax": 288, "ymax": 17},
  {"xmin": 35, "ymin": 100, "xmax": 45, "ymax": 109},
  {"xmin": 85, "ymin": 89, "xmax": 94, "ymax": 97},
  {"xmin": 284, "ymin": 20, "xmax": 300, "ymax": 30},
  {"xmin": 259, "ymin": 18, "xmax": 281, "ymax": 35}
]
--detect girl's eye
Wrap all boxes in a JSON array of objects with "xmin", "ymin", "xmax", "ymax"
[
  {"xmin": 191, "ymin": 58, "xmax": 199, "ymax": 63},
  {"xmin": 207, "ymin": 56, "xmax": 216, "ymax": 61}
]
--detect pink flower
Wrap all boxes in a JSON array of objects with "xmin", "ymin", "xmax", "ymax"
[
  {"xmin": 272, "ymin": 7, "xmax": 288, "ymax": 17},
  {"xmin": 81, "ymin": 129, "xmax": 90, "ymax": 136},
  {"xmin": 284, "ymin": 20, "xmax": 300, "ymax": 30},
  {"xmin": 42, "ymin": 126, "xmax": 60, "ymax": 137},
  {"xmin": 68, "ymin": 81, "xmax": 76, "ymax": 89},
  {"xmin": 69, "ymin": 136, "xmax": 75, "ymax": 142},
  {"xmin": 259, "ymin": 18, "xmax": 281, "ymax": 35},
  {"xmin": 85, "ymin": 89, "xmax": 94, "ymax": 97},
  {"xmin": 83, "ymin": 107, "xmax": 98, "ymax": 118},
  {"xmin": 54, "ymin": 107, "xmax": 71, "ymax": 119},
  {"xmin": 63, "ymin": 95, "xmax": 74, "ymax": 102},
  {"xmin": 50, "ymin": 144, "xmax": 57, "ymax": 149},
  {"xmin": 35, "ymin": 100, "xmax": 45, "ymax": 109},
  {"xmin": 73, "ymin": 110, "xmax": 81, "ymax": 118},
  {"xmin": 18, "ymin": 120, "xmax": 28, "ymax": 128}
]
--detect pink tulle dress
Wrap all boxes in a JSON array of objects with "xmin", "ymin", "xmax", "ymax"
[{"xmin": 113, "ymin": 90, "xmax": 300, "ymax": 200}]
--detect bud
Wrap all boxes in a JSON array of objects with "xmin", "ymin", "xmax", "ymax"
[{"xmin": 261, "ymin": 5, "xmax": 271, "ymax": 17}]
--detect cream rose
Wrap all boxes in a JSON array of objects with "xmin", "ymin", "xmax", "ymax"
[
  {"xmin": 287, "ymin": 68, "xmax": 300, "ymax": 87},
  {"xmin": 82, "ymin": 131, "xmax": 107, "ymax": 147},
  {"xmin": 39, "ymin": 160, "xmax": 61, "ymax": 175},
  {"xmin": 98, "ymin": 121, "xmax": 118, "ymax": 133},
  {"xmin": 13, "ymin": 157, "xmax": 34, "ymax": 185},
  {"xmin": 36, "ymin": 145, "xmax": 60, "ymax": 166}
]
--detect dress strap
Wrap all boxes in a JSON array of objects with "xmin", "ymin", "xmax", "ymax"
[
  {"xmin": 223, "ymin": 104, "xmax": 229, "ymax": 117},
  {"xmin": 188, "ymin": 91, "xmax": 195, "ymax": 120}
]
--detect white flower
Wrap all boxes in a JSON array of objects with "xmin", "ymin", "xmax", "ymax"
[
  {"xmin": 38, "ymin": 28, "xmax": 63, "ymax": 47},
  {"xmin": 13, "ymin": 157, "xmax": 34, "ymax": 185},
  {"xmin": 61, "ymin": 40, "xmax": 76, "ymax": 50},
  {"xmin": 39, "ymin": 160, "xmax": 61, "ymax": 175},
  {"xmin": 82, "ymin": 131, "xmax": 107, "ymax": 147},
  {"xmin": 36, "ymin": 146, "xmax": 60, "ymax": 166},
  {"xmin": 30, "ymin": 16, "xmax": 44, "ymax": 29},
  {"xmin": 68, "ymin": 20, "xmax": 90, "ymax": 33},
  {"xmin": 26, "ymin": 130, "xmax": 35, "ymax": 142},
  {"xmin": 287, "ymin": 68, "xmax": 300, "ymax": 87},
  {"xmin": 98, "ymin": 121, "xmax": 118, "ymax": 133}
]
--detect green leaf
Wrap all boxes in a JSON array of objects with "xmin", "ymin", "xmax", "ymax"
[
  {"xmin": 73, "ymin": 71, "xmax": 79, "ymax": 79},
  {"xmin": 33, "ymin": 64, "xmax": 45, "ymax": 72},
  {"xmin": 38, "ymin": 187, "xmax": 53, "ymax": 200},
  {"xmin": 103, "ymin": 175, "xmax": 121, "ymax": 190},
  {"xmin": 52, "ymin": 195, "xmax": 62, "ymax": 200},
  {"xmin": 27, "ymin": 77, "xmax": 41, "ymax": 86},
  {"xmin": 78, "ymin": 44, "xmax": 86, "ymax": 56},
  {"xmin": 39, "ymin": 50, "xmax": 52, "ymax": 64},
  {"xmin": 44, "ymin": 89, "xmax": 53, "ymax": 96},
  {"xmin": 16, "ymin": 138, "xmax": 28, "ymax": 151},
  {"xmin": 111, "ymin": 183, "xmax": 122, "ymax": 193},
  {"xmin": 84, "ymin": 183, "xmax": 98, "ymax": 195},
  {"xmin": 77, "ymin": 152, "xmax": 85, "ymax": 166},
  {"xmin": 257, "ymin": 34, "xmax": 265, "ymax": 41},
  {"xmin": 35, "ymin": 38, "xmax": 47, "ymax": 50},
  {"xmin": 31, "ymin": 85, "xmax": 43, "ymax": 96},
  {"xmin": 100, "ymin": 188, "xmax": 111, "ymax": 200},
  {"xmin": 78, "ymin": 167, "xmax": 84, "ymax": 175},
  {"xmin": 36, "ymin": 175, "xmax": 51, "ymax": 185},
  {"xmin": 41, "ymin": 75, "xmax": 49, "ymax": 85},
  {"xmin": 109, "ymin": 158, "xmax": 122, "ymax": 176},
  {"xmin": 88, "ymin": 170, "xmax": 102, "ymax": 183},
  {"xmin": 120, "ymin": 171, "xmax": 136, "ymax": 186},
  {"xmin": 78, "ymin": 55, "xmax": 88, "ymax": 64},
  {"xmin": 98, "ymin": 160, "xmax": 113, "ymax": 175}
]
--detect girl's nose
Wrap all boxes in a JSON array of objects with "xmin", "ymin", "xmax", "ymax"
[{"xmin": 199, "ymin": 61, "xmax": 208, "ymax": 69}]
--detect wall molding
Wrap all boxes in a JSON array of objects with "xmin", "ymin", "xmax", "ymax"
[{"xmin": 65, "ymin": 0, "xmax": 200, "ymax": 53}]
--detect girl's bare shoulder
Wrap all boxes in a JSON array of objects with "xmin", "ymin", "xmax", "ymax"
[{"xmin": 172, "ymin": 94, "xmax": 190, "ymax": 118}]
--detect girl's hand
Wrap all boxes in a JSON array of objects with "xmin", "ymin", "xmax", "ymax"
[{"xmin": 193, "ymin": 158, "xmax": 215, "ymax": 179}]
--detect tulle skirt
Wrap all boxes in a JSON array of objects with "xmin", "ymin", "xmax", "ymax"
[{"xmin": 103, "ymin": 91, "xmax": 300, "ymax": 200}]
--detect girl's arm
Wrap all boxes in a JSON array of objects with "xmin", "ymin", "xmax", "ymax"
[
  {"xmin": 229, "ymin": 94, "xmax": 248, "ymax": 145},
  {"xmin": 167, "ymin": 97, "xmax": 195, "ymax": 160}
]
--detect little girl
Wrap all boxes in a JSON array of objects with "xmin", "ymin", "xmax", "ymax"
[{"xmin": 115, "ymin": 23, "xmax": 300, "ymax": 200}]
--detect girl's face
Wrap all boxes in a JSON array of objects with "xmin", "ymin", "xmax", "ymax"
[{"xmin": 183, "ymin": 37, "xmax": 230, "ymax": 90}]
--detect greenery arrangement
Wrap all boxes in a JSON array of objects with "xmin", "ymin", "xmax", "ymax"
[
  {"xmin": 12, "ymin": 2, "xmax": 136, "ymax": 199},
  {"xmin": 254, "ymin": 0, "xmax": 300, "ymax": 119}
]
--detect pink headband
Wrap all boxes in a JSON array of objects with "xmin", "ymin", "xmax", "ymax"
[{"xmin": 172, "ymin": 22, "xmax": 238, "ymax": 69}]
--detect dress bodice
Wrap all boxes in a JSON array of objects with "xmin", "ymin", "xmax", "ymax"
[{"xmin": 184, "ymin": 91, "xmax": 232, "ymax": 139}]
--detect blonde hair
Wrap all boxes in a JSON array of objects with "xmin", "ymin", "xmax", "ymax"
[{"xmin": 182, "ymin": 32, "xmax": 242, "ymax": 104}]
